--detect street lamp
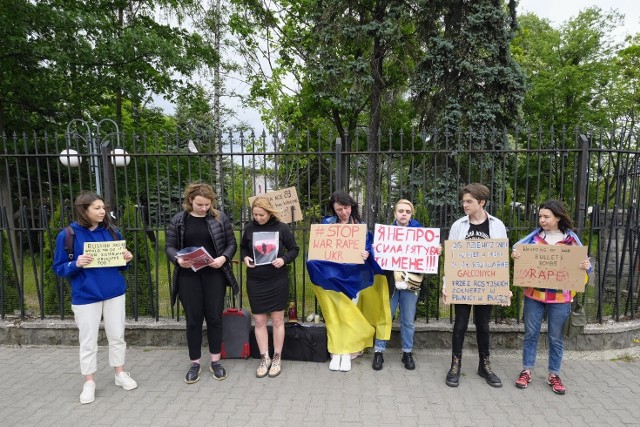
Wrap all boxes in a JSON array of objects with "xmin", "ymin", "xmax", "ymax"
[{"xmin": 59, "ymin": 118, "xmax": 130, "ymax": 211}]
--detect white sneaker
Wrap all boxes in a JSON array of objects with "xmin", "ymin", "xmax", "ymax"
[
  {"xmin": 80, "ymin": 380, "xmax": 95, "ymax": 404},
  {"xmin": 339, "ymin": 354, "xmax": 351, "ymax": 372},
  {"xmin": 329, "ymin": 354, "xmax": 341, "ymax": 371},
  {"xmin": 115, "ymin": 372, "xmax": 138, "ymax": 390}
]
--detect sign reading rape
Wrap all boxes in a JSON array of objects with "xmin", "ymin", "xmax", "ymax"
[
  {"xmin": 513, "ymin": 244, "xmax": 588, "ymax": 292},
  {"xmin": 83, "ymin": 240, "xmax": 127, "ymax": 268},
  {"xmin": 249, "ymin": 187, "xmax": 302, "ymax": 224},
  {"xmin": 373, "ymin": 224, "xmax": 441, "ymax": 273},
  {"xmin": 307, "ymin": 224, "xmax": 367, "ymax": 264},
  {"xmin": 444, "ymin": 239, "xmax": 511, "ymax": 305}
]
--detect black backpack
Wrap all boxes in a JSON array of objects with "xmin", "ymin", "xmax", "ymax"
[{"xmin": 63, "ymin": 226, "xmax": 119, "ymax": 260}]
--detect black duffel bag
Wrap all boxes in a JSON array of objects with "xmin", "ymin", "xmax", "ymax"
[{"xmin": 249, "ymin": 322, "xmax": 330, "ymax": 362}]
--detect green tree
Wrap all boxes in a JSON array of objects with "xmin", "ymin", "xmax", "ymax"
[
  {"xmin": 412, "ymin": 0, "xmax": 525, "ymax": 132},
  {"xmin": 512, "ymin": 8, "xmax": 623, "ymax": 129}
]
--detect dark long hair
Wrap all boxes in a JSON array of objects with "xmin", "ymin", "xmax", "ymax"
[
  {"xmin": 74, "ymin": 191, "xmax": 115, "ymax": 232},
  {"xmin": 328, "ymin": 191, "xmax": 361, "ymax": 223},
  {"xmin": 539, "ymin": 199, "xmax": 574, "ymax": 232}
]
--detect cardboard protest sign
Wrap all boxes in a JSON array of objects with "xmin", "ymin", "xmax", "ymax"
[
  {"xmin": 308, "ymin": 224, "xmax": 367, "ymax": 264},
  {"xmin": 444, "ymin": 239, "xmax": 511, "ymax": 305},
  {"xmin": 513, "ymin": 244, "xmax": 588, "ymax": 292},
  {"xmin": 83, "ymin": 240, "xmax": 127, "ymax": 268},
  {"xmin": 249, "ymin": 187, "xmax": 302, "ymax": 224},
  {"xmin": 373, "ymin": 224, "xmax": 440, "ymax": 273}
]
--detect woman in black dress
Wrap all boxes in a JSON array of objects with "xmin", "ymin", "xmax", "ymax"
[{"xmin": 241, "ymin": 197, "xmax": 299, "ymax": 378}]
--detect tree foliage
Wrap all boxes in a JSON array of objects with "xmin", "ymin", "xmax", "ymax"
[
  {"xmin": 0, "ymin": 0, "xmax": 219, "ymax": 132},
  {"xmin": 512, "ymin": 8, "xmax": 624, "ymax": 130}
]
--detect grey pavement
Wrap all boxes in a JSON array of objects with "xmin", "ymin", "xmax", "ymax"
[{"xmin": 1, "ymin": 345, "xmax": 639, "ymax": 427}]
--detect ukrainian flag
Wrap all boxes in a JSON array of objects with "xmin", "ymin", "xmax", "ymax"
[{"xmin": 308, "ymin": 257, "xmax": 392, "ymax": 354}]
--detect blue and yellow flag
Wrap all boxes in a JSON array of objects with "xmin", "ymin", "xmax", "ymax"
[{"xmin": 309, "ymin": 259, "xmax": 391, "ymax": 354}]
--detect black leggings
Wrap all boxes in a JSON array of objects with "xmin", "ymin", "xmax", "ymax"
[
  {"xmin": 452, "ymin": 304, "xmax": 492, "ymax": 357},
  {"xmin": 178, "ymin": 269, "xmax": 226, "ymax": 361}
]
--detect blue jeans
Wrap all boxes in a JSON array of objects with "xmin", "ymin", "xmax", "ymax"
[
  {"xmin": 374, "ymin": 289, "xmax": 419, "ymax": 353},
  {"xmin": 522, "ymin": 297, "xmax": 570, "ymax": 375}
]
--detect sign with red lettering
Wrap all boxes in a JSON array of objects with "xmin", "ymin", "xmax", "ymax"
[
  {"xmin": 308, "ymin": 224, "xmax": 367, "ymax": 264},
  {"xmin": 444, "ymin": 239, "xmax": 511, "ymax": 305},
  {"xmin": 373, "ymin": 224, "xmax": 441, "ymax": 273},
  {"xmin": 513, "ymin": 244, "xmax": 587, "ymax": 292}
]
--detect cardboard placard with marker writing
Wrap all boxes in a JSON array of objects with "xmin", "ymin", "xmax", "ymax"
[
  {"xmin": 513, "ymin": 244, "xmax": 588, "ymax": 292},
  {"xmin": 249, "ymin": 187, "xmax": 302, "ymax": 224},
  {"xmin": 444, "ymin": 239, "xmax": 511, "ymax": 305},
  {"xmin": 307, "ymin": 224, "xmax": 367, "ymax": 264}
]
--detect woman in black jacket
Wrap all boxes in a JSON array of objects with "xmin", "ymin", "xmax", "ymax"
[{"xmin": 165, "ymin": 182, "xmax": 238, "ymax": 384}]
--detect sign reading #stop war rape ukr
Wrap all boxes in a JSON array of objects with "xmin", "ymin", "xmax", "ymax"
[
  {"xmin": 308, "ymin": 224, "xmax": 367, "ymax": 264},
  {"xmin": 444, "ymin": 239, "xmax": 511, "ymax": 305},
  {"xmin": 373, "ymin": 224, "xmax": 441, "ymax": 274}
]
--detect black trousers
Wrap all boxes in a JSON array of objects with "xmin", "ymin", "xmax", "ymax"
[
  {"xmin": 178, "ymin": 268, "xmax": 226, "ymax": 361},
  {"xmin": 452, "ymin": 304, "xmax": 492, "ymax": 357}
]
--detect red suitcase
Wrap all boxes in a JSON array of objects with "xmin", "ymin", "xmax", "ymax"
[{"xmin": 221, "ymin": 307, "xmax": 252, "ymax": 359}]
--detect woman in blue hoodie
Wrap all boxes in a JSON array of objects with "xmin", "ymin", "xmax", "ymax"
[{"xmin": 52, "ymin": 191, "xmax": 137, "ymax": 405}]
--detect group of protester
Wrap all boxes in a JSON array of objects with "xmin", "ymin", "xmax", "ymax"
[{"xmin": 53, "ymin": 182, "xmax": 590, "ymax": 405}]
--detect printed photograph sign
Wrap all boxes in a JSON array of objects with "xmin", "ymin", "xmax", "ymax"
[{"xmin": 252, "ymin": 231, "xmax": 280, "ymax": 266}]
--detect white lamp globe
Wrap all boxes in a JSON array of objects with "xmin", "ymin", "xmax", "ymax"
[
  {"xmin": 110, "ymin": 148, "xmax": 131, "ymax": 167},
  {"xmin": 59, "ymin": 148, "xmax": 82, "ymax": 167}
]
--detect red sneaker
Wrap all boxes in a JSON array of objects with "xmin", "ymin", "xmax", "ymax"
[
  {"xmin": 547, "ymin": 375, "xmax": 566, "ymax": 395},
  {"xmin": 515, "ymin": 370, "xmax": 531, "ymax": 389}
]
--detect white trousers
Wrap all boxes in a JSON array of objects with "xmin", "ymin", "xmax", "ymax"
[{"xmin": 72, "ymin": 294, "xmax": 126, "ymax": 376}]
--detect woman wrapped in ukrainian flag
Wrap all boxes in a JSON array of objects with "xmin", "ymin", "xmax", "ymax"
[{"xmin": 306, "ymin": 191, "xmax": 392, "ymax": 372}]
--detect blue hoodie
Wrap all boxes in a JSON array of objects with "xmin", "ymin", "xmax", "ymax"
[{"xmin": 52, "ymin": 221, "xmax": 128, "ymax": 305}]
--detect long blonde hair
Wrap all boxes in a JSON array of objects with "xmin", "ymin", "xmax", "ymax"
[{"xmin": 252, "ymin": 196, "xmax": 280, "ymax": 220}]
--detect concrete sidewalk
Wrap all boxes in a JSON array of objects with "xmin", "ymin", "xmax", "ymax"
[{"xmin": 1, "ymin": 346, "xmax": 638, "ymax": 426}]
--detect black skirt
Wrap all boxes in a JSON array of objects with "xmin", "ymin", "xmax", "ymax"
[{"xmin": 246, "ymin": 265, "xmax": 289, "ymax": 314}]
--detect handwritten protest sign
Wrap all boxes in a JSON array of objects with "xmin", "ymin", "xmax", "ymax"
[
  {"xmin": 444, "ymin": 239, "xmax": 511, "ymax": 305},
  {"xmin": 83, "ymin": 240, "xmax": 127, "ymax": 268},
  {"xmin": 249, "ymin": 187, "xmax": 302, "ymax": 224},
  {"xmin": 308, "ymin": 224, "xmax": 367, "ymax": 264},
  {"xmin": 513, "ymin": 244, "xmax": 588, "ymax": 292},
  {"xmin": 373, "ymin": 224, "xmax": 440, "ymax": 273}
]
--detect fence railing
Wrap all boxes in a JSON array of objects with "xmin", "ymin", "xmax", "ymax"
[{"xmin": 1, "ymin": 125, "xmax": 639, "ymax": 324}]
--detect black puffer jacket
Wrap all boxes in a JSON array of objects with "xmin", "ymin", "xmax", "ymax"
[{"xmin": 165, "ymin": 209, "xmax": 239, "ymax": 306}]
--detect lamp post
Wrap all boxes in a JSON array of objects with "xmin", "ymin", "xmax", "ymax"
[{"xmin": 59, "ymin": 118, "xmax": 130, "ymax": 211}]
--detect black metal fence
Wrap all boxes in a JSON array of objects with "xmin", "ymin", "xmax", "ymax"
[{"xmin": 2, "ymin": 124, "xmax": 639, "ymax": 324}]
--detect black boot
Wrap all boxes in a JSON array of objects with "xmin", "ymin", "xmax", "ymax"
[
  {"xmin": 401, "ymin": 352, "xmax": 415, "ymax": 370},
  {"xmin": 445, "ymin": 354, "xmax": 461, "ymax": 387},
  {"xmin": 477, "ymin": 353, "xmax": 502, "ymax": 388},
  {"xmin": 372, "ymin": 352, "xmax": 384, "ymax": 370}
]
